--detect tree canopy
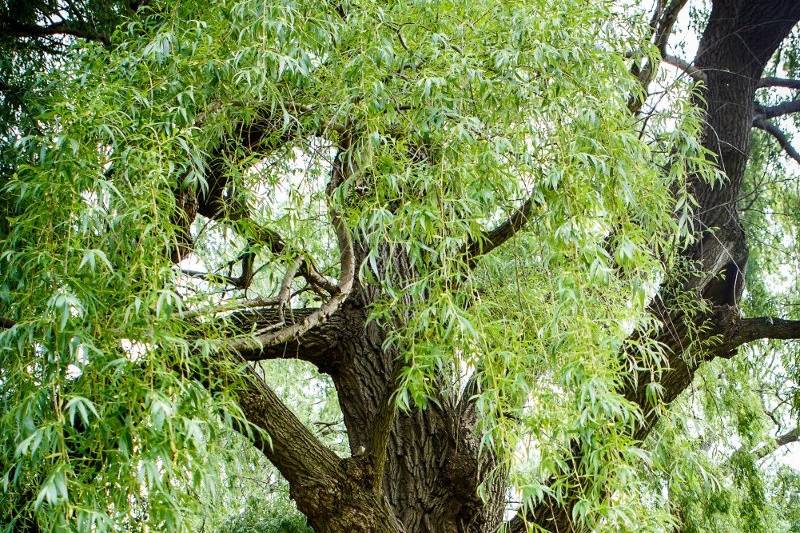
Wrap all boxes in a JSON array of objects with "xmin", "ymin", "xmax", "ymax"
[{"xmin": 2, "ymin": 1, "xmax": 800, "ymax": 532}]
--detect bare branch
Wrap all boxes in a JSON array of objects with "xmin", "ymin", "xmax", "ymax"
[
  {"xmin": 775, "ymin": 426, "xmax": 800, "ymax": 448},
  {"xmin": 730, "ymin": 316, "xmax": 800, "ymax": 347},
  {"xmin": 758, "ymin": 77, "xmax": 800, "ymax": 90},
  {"xmin": 753, "ymin": 118, "xmax": 800, "ymax": 165},
  {"xmin": 630, "ymin": 0, "xmax": 692, "ymax": 103},
  {"xmin": 755, "ymin": 100, "xmax": 800, "ymax": 120},
  {"xmin": 0, "ymin": 19, "xmax": 110, "ymax": 46},
  {"xmin": 662, "ymin": 54, "xmax": 707, "ymax": 83},
  {"xmin": 227, "ymin": 307, "xmax": 345, "ymax": 366},
  {"xmin": 232, "ymin": 361, "xmax": 343, "ymax": 489},
  {"xmin": 749, "ymin": 427, "xmax": 800, "ymax": 460},
  {"xmin": 652, "ymin": 0, "xmax": 690, "ymax": 56}
]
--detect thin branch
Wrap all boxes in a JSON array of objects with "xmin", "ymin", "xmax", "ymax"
[
  {"xmin": 758, "ymin": 77, "xmax": 800, "ymax": 90},
  {"xmin": 753, "ymin": 118, "xmax": 800, "ymax": 165},
  {"xmin": 181, "ymin": 269, "xmax": 245, "ymax": 288},
  {"xmin": 662, "ymin": 54, "xmax": 707, "ymax": 84}
]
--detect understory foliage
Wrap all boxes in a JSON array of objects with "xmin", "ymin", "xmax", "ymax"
[{"xmin": 1, "ymin": 0, "xmax": 799, "ymax": 531}]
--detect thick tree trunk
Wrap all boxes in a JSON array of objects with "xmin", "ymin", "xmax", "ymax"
[{"xmin": 322, "ymin": 298, "xmax": 505, "ymax": 532}]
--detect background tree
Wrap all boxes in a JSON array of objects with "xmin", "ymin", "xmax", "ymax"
[{"xmin": 2, "ymin": 1, "xmax": 800, "ymax": 532}]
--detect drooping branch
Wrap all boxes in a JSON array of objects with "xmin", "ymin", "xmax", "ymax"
[
  {"xmin": 753, "ymin": 118, "xmax": 800, "ymax": 165},
  {"xmin": 758, "ymin": 77, "xmax": 800, "ymax": 90}
]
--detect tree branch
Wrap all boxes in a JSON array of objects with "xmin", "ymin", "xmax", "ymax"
[
  {"xmin": 0, "ymin": 19, "xmax": 110, "ymax": 46},
  {"xmin": 730, "ymin": 316, "xmax": 800, "ymax": 347},
  {"xmin": 747, "ymin": 427, "xmax": 800, "ymax": 460},
  {"xmin": 755, "ymin": 100, "xmax": 800, "ymax": 120},
  {"xmin": 753, "ymin": 118, "xmax": 800, "ymax": 165},
  {"xmin": 226, "ymin": 307, "xmax": 346, "ymax": 367},
  {"xmin": 462, "ymin": 195, "xmax": 536, "ymax": 267},
  {"xmin": 758, "ymin": 77, "xmax": 800, "ymax": 90},
  {"xmin": 225, "ymin": 150, "xmax": 355, "ymax": 353},
  {"xmin": 232, "ymin": 361, "xmax": 343, "ymax": 492},
  {"xmin": 652, "ymin": 0, "xmax": 690, "ymax": 56},
  {"xmin": 662, "ymin": 54, "xmax": 707, "ymax": 83}
]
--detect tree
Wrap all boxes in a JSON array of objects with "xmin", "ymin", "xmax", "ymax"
[{"xmin": 2, "ymin": 0, "xmax": 800, "ymax": 531}]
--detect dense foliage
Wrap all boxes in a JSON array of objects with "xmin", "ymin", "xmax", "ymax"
[{"xmin": 1, "ymin": 0, "xmax": 800, "ymax": 532}]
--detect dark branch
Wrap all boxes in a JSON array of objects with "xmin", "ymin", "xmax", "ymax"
[
  {"xmin": 775, "ymin": 426, "xmax": 800, "ymax": 448},
  {"xmin": 232, "ymin": 361, "xmax": 343, "ymax": 488},
  {"xmin": 753, "ymin": 118, "xmax": 800, "ymax": 165},
  {"xmin": 730, "ymin": 316, "xmax": 800, "ymax": 347},
  {"xmin": 755, "ymin": 100, "xmax": 800, "ymax": 120},
  {"xmin": 226, "ymin": 307, "xmax": 345, "ymax": 368},
  {"xmin": 0, "ymin": 19, "xmax": 110, "ymax": 46},
  {"xmin": 758, "ymin": 77, "xmax": 800, "ymax": 90},
  {"xmin": 462, "ymin": 195, "xmax": 536, "ymax": 267},
  {"xmin": 750, "ymin": 427, "xmax": 800, "ymax": 460},
  {"xmin": 652, "ymin": 0, "xmax": 690, "ymax": 56}
]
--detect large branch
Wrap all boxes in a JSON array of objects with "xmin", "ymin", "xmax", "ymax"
[
  {"xmin": 753, "ymin": 117, "xmax": 800, "ymax": 165},
  {"xmin": 0, "ymin": 19, "xmax": 110, "ymax": 46},
  {"xmin": 226, "ymin": 307, "xmax": 346, "ymax": 368},
  {"xmin": 730, "ymin": 316, "xmax": 800, "ymax": 346},
  {"xmin": 754, "ymin": 100, "xmax": 800, "ymax": 120},
  {"xmin": 758, "ymin": 77, "xmax": 800, "ymax": 90},
  {"xmin": 233, "ymin": 363, "xmax": 342, "ymax": 487}
]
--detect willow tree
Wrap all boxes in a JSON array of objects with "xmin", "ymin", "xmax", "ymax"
[{"xmin": 2, "ymin": 0, "xmax": 800, "ymax": 531}]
